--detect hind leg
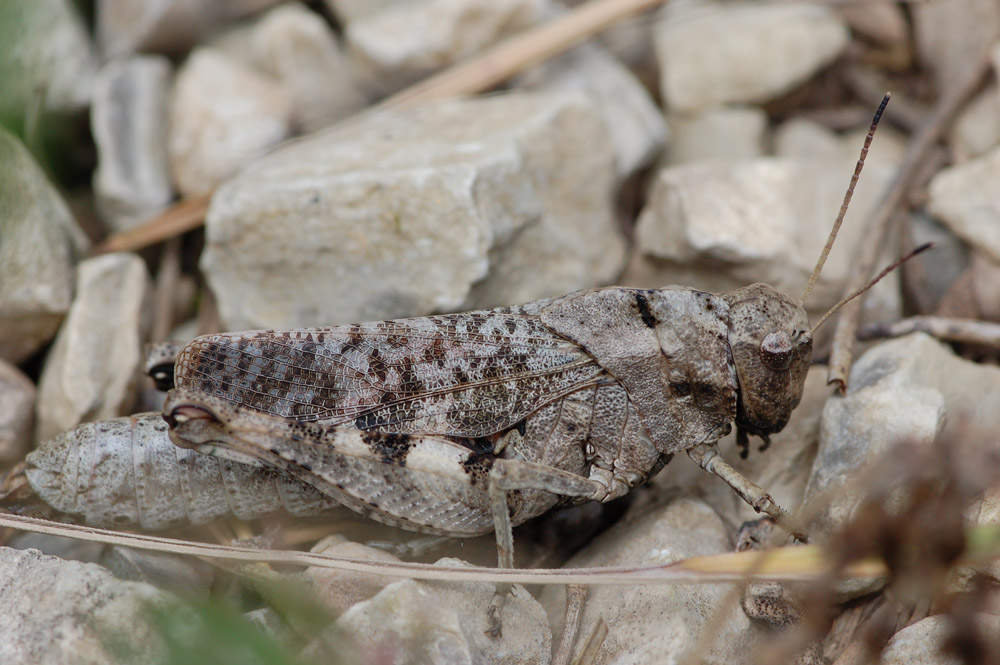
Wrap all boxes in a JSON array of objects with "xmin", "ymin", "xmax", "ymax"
[{"xmin": 484, "ymin": 457, "xmax": 608, "ymax": 637}]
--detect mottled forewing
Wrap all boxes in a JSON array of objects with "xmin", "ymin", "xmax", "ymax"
[{"xmin": 174, "ymin": 310, "xmax": 605, "ymax": 438}]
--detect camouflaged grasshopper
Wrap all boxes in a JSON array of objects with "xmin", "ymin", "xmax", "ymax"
[{"xmin": 160, "ymin": 96, "xmax": 915, "ymax": 635}]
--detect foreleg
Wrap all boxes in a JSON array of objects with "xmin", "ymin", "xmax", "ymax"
[{"xmin": 687, "ymin": 443, "xmax": 807, "ymax": 541}]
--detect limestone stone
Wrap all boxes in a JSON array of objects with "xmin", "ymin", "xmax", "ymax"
[
  {"xmin": 91, "ymin": 55, "xmax": 175, "ymax": 233},
  {"xmin": 837, "ymin": 1, "xmax": 909, "ymax": 50},
  {"xmin": 948, "ymin": 84, "xmax": 1000, "ymax": 163},
  {"xmin": 213, "ymin": 3, "xmax": 369, "ymax": 132},
  {"xmin": 0, "ymin": 360, "xmax": 34, "ymax": 465},
  {"xmin": 97, "ymin": 0, "xmax": 284, "ymax": 57},
  {"xmin": 517, "ymin": 42, "xmax": 667, "ymax": 178},
  {"xmin": 325, "ymin": 558, "xmax": 551, "ymax": 665},
  {"xmin": 101, "ymin": 546, "xmax": 214, "ymax": 594},
  {"xmin": 773, "ymin": 118, "xmax": 851, "ymax": 161},
  {"xmin": 806, "ymin": 334, "xmax": 1000, "ymax": 534},
  {"xmin": 202, "ymin": 91, "xmax": 625, "ymax": 330},
  {"xmin": 0, "ymin": 547, "xmax": 169, "ymax": 664},
  {"xmin": 168, "ymin": 48, "xmax": 292, "ymax": 197},
  {"xmin": 622, "ymin": 131, "xmax": 905, "ymax": 322},
  {"xmin": 655, "ymin": 2, "xmax": 849, "ymax": 112},
  {"xmin": 881, "ymin": 614, "xmax": 1000, "ymax": 665},
  {"xmin": 928, "ymin": 145, "xmax": 1000, "ymax": 263},
  {"xmin": 0, "ymin": 128, "xmax": 89, "ymax": 364},
  {"xmin": 912, "ymin": 0, "xmax": 1000, "ymax": 94},
  {"xmin": 0, "ymin": 0, "xmax": 97, "ymax": 116},
  {"xmin": 905, "ymin": 212, "xmax": 970, "ymax": 311},
  {"xmin": 345, "ymin": 0, "xmax": 548, "ymax": 94},
  {"xmin": 304, "ymin": 536, "xmax": 401, "ymax": 616},
  {"xmin": 35, "ymin": 253, "xmax": 152, "ymax": 443},
  {"xmin": 540, "ymin": 497, "xmax": 755, "ymax": 665},
  {"xmin": 322, "ymin": 0, "xmax": 402, "ymax": 23},
  {"xmin": 666, "ymin": 106, "xmax": 767, "ymax": 165}
]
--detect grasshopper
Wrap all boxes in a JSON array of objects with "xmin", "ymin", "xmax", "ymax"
[{"xmin": 160, "ymin": 95, "xmax": 917, "ymax": 635}]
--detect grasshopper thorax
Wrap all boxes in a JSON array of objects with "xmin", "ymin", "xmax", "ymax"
[{"xmin": 724, "ymin": 283, "xmax": 813, "ymax": 443}]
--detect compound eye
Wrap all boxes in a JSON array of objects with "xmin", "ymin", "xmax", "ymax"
[{"xmin": 759, "ymin": 330, "xmax": 793, "ymax": 371}]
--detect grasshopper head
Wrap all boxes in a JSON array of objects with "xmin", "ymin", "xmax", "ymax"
[{"xmin": 724, "ymin": 284, "xmax": 813, "ymax": 446}]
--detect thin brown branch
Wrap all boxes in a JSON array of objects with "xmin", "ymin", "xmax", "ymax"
[
  {"xmin": 826, "ymin": 57, "xmax": 991, "ymax": 392},
  {"xmin": 150, "ymin": 236, "xmax": 182, "ymax": 343},
  {"xmin": 94, "ymin": 192, "xmax": 212, "ymax": 255},
  {"xmin": 379, "ymin": 0, "xmax": 665, "ymax": 109},
  {"xmin": 858, "ymin": 316, "xmax": 1000, "ymax": 347},
  {"xmin": 91, "ymin": 0, "xmax": 666, "ymax": 256}
]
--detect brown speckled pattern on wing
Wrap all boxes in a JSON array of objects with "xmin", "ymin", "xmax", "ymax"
[{"xmin": 174, "ymin": 310, "xmax": 606, "ymax": 438}]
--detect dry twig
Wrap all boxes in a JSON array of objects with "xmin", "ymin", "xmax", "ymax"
[
  {"xmin": 93, "ymin": 0, "xmax": 666, "ymax": 256},
  {"xmin": 858, "ymin": 316, "xmax": 1000, "ymax": 348},
  {"xmin": 150, "ymin": 236, "xmax": 182, "ymax": 343},
  {"xmin": 826, "ymin": 57, "xmax": 991, "ymax": 392}
]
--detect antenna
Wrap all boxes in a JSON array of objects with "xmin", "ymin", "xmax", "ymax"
[
  {"xmin": 809, "ymin": 243, "xmax": 933, "ymax": 336},
  {"xmin": 799, "ymin": 93, "xmax": 891, "ymax": 307}
]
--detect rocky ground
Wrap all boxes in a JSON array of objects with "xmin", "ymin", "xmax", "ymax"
[{"xmin": 2, "ymin": 1, "xmax": 1000, "ymax": 664}]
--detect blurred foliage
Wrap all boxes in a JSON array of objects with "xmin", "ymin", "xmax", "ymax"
[
  {"xmin": 153, "ymin": 599, "xmax": 308, "ymax": 665},
  {"xmin": 109, "ymin": 595, "xmax": 351, "ymax": 665},
  {"xmin": 0, "ymin": 0, "xmax": 94, "ymax": 188}
]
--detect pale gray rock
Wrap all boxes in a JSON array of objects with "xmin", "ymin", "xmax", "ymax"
[
  {"xmin": 666, "ymin": 106, "xmax": 767, "ymax": 165},
  {"xmin": 837, "ymin": 1, "xmax": 909, "ymax": 50},
  {"xmin": 807, "ymin": 334, "xmax": 1000, "ymax": 535},
  {"xmin": 881, "ymin": 614, "xmax": 1000, "ymax": 665},
  {"xmin": 595, "ymin": 6, "xmax": 657, "ymax": 69},
  {"xmin": 655, "ymin": 2, "xmax": 849, "ymax": 112},
  {"xmin": 7, "ymin": 533, "xmax": 105, "ymax": 565},
  {"xmin": 345, "ymin": 0, "xmax": 548, "ymax": 94},
  {"xmin": 35, "ymin": 253, "xmax": 152, "ymax": 443},
  {"xmin": 773, "ymin": 117, "xmax": 851, "ymax": 162},
  {"xmin": 655, "ymin": 365, "xmax": 828, "ymax": 532},
  {"xmin": 0, "ymin": 547, "xmax": 168, "ymax": 665},
  {"xmin": 102, "ymin": 546, "xmax": 214, "ymax": 594},
  {"xmin": 517, "ymin": 42, "xmax": 667, "ymax": 179},
  {"xmin": 243, "ymin": 607, "xmax": 287, "ymax": 641},
  {"xmin": 622, "ymin": 135, "xmax": 905, "ymax": 322},
  {"xmin": 0, "ymin": 360, "xmax": 34, "ymax": 464},
  {"xmin": 325, "ymin": 558, "xmax": 551, "ymax": 665},
  {"xmin": 97, "ymin": 0, "xmax": 284, "ymax": 57},
  {"xmin": 168, "ymin": 48, "xmax": 292, "ymax": 197},
  {"xmin": 948, "ymin": 84, "xmax": 1000, "ymax": 163},
  {"xmin": 912, "ymin": 0, "xmax": 1000, "ymax": 94},
  {"xmin": 541, "ymin": 497, "xmax": 755, "ymax": 665},
  {"xmin": 0, "ymin": 0, "xmax": 97, "ymax": 115},
  {"xmin": 92, "ymin": 56, "xmax": 175, "ymax": 233},
  {"xmin": 203, "ymin": 91, "xmax": 625, "ymax": 330},
  {"xmin": 905, "ymin": 212, "xmax": 970, "ymax": 309},
  {"xmin": 323, "ymin": 0, "xmax": 402, "ymax": 23},
  {"xmin": 0, "ymin": 128, "xmax": 89, "ymax": 364},
  {"xmin": 927, "ymin": 145, "xmax": 1000, "ymax": 263},
  {"xmin": 303, "ymin": 536, "xmax": 401, "ymax": 616},
  {"xmin": 212, "ymin": 3, "xmax": 369, "ymax": 133}
]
